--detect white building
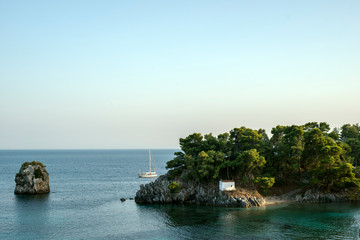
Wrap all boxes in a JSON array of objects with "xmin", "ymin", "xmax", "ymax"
[{"xmin": 219, "ymin": 180, "xmax": 235, "ymax": 191}]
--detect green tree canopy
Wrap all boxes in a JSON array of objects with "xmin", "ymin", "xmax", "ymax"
[{"xmin": 166, "ymin": 122, "xmax": 360, "ymax": 192}]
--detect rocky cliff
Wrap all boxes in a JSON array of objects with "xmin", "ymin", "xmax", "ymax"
[
  {"xmin": 295, "ymin": 189, "xmax": 348, "ymax": 203},
  {"xmin": 135, "ymin": 175, "xmax": 265, "ymax": 207},
  {"xmin": 14, "ymin": 161, "xmax": 50, "ymax": 194},
  {"xmin": 265, "ymin": 188, "xmax": 352, "ymax": 204}
]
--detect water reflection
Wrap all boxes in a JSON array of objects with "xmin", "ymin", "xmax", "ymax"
[
  {"xmin": 138, "ymin": 203, "xmax": 360, "ymax": 240},
  {"xmin": 14, "ymin": 194, "xmax": 50, "ymax": 240},
  {"xmin": 140, "ymin": 204, "xmax": 221, "ymax": 227}
]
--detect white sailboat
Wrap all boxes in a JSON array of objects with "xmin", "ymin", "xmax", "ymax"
[{"xmin": 138, "ymin": 150, "xmax": 158, "ymax": 178}]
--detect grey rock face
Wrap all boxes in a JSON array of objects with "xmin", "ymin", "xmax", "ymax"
[
  {"xmin": 135, "ymin": 175, "xmax": 265, "ymax": 208},
  {"xmin": 14, "ymin": 162, "xmax": 50, "ymax": 194},
  {"xmin": 295, "ymin": 190, "xmax": 347, "ymax": 203}
]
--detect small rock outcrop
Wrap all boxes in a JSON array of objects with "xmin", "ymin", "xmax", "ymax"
[
  {"xmin": 295, "ymin": 189, "xmax": 348, "ymax": 203},
  {"xmin": 14, "ymin": 161, "xmax": 50, "ymax": 194},
  {"xmin": 135, "ymin": 175, "xmax": 265, "ymax": 208}
]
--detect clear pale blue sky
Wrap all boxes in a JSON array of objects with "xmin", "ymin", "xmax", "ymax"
[{"xmin": 1, "ymin": 1, "xmax": 359, "ymax": 149}]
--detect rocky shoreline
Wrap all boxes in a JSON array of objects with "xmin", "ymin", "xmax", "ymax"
[
  {"xmin": 295, "ymin": 189, "xmax": 349, "ymax": 203},
  {"xmin": 135, "ymin": 175, "xmax": 356, "ymax": 208},
  {"xmin": 264, "ymin": 189, "xmax": 350, "ymax": 206},
  {"xmin": 135, "ymin": 175, "xmax": 266, "ymax": 208}
]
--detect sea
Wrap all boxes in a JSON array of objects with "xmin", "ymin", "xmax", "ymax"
[{"xmin": 1, "ymin": 149, "xmax": 360, "ymax": 240}]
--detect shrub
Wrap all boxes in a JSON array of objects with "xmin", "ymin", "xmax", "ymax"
[
  {"xmin": 168, "ymin": 181, "xmax": 182, "ymax": 193},
  {"xmin": 253, "ymin": 177, "xmax": 275, "ymax": 189},
  {"xmin": 21, "ymin": 161, "xmax": 45, "ymax": 169},
  {"xmin": 34, "ymin": 168, "xmax": 44, "ymax": 180}
]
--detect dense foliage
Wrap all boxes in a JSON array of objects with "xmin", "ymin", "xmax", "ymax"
[
  {"xmin": 34, "ymin": 168, "xmax": 44, "ymax": 180},
  {"xmin": 166, "ymin": 122, "xmax": 360, "ymax": 192},
  {"xmin": 21, "ymin": 161, "xmax": 46, "ymax": 169},
  {"xmin": 254, "ymin": 177, "xmax": 275, "ymax": 189}
]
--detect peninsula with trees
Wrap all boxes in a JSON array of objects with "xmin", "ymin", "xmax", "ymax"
[{"xmin": 135, "ymin": 122, "xmax": 360, "ymax": 207}]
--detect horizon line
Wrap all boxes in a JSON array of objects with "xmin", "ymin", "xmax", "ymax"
[{"xmin": 0, "ymin": 148, "xmax": 180, "ymax": 151}]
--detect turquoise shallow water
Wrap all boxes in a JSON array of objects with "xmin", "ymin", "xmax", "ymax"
[{"xmin": 1, "ymin": 150, "xmax": 360, "ymax": 239}]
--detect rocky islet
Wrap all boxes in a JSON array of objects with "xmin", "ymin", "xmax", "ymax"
[
  {"xmin": 135, "ymin": 175, "xmax": 265, "ymax": 207},
  {"xmin": 14, "ymin": 161, "xmax": 50, "ymax": 194}
]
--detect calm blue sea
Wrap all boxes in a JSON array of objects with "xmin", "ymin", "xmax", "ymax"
[{"xmin": 1, "ymin": 149, "xmax": 360, "ymax": 240}]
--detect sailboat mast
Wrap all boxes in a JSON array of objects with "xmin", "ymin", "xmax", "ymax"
[{"xmin": 149, "ymin": 149, "xmax": 151, "ymax": 173}]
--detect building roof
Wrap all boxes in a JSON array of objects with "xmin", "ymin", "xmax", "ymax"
[{"xmin": 220, "ymin": 180, "xmax": 234, "ymax": 182}]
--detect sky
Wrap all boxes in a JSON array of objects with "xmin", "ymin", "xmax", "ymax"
[{"xmin": 1, "ymin": 0, "xmax": 360, "ymax": 149}]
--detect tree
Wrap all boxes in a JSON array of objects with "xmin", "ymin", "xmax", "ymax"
[
  {"xmin": 166, "ymin": 151, "xmax": 186, "ymax": 179},
  {"xmin": 343, "ymin": 138, "xmax": 360, "ymax": 166},
  {"xmin": 179, "ymin": 133, "xmax": 204, "ymax": 156},
  {"xmin": 341, "ymin": 124, "xmax": 360, "ymax": 166},
  {"xmin": 341, "ymin": 124, "xmax": 360, "ymax": 140},
  {"xmin": 303, "ymin": 128, "xmax": 326, "ymax": 173},
  {"xmin": 267, "ymin": 125, "xmax": 304, "ymax": 182},
  {"xmin": 165, "ymin": 122, "xmax": 360, "ymax": 192},
  {"xmin": 191, "ymin": 150, "xmax": 223, "ymax": 182},
  {"xmin": 233, "ymin": 149, "xmax": 266, "ymax": 184},
  {"xmin": 303, "ymin": 122, "xmax": 330, "ymax": 134},
  {"xmin": 303, "ymin": 128, "xmax": 358, "ymax": 191},
  {"xmin": 229, "ymin": 127, "xmax": 263, "ymax": 154},
  {"xmin": 203, "ymin": 133, "xmax": 219, "ymax": 151},
  {"xmin": 328, "ymin": 127, "xmax": 340, "ymax": 141}
]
